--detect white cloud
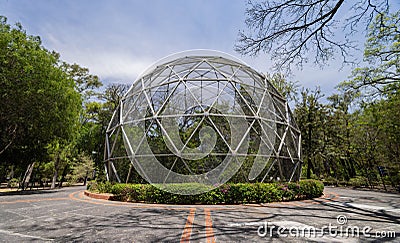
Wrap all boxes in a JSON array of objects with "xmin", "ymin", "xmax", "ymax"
[{"xmin": 62, "ymin": 50, "xmax": 154, "ymax": 83}]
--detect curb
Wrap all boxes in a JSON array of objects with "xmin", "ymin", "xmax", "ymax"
[{"xmin": 84, "ymin": 190, "xmax": 115, "ymax": 200}]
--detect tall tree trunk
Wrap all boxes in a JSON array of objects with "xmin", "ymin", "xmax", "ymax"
[
  {"xmin": 306, "ymin": 158, "xmax": 314, "ymax": 179},
  {"xmin": 51, "ymin": 157, "xmax": 60, "ymax": 189},
  {"xmin": 21, "ymin": 162, "xmax": 35, "ymax": 190},
  {"xmin": 7, "ymin": 165, "xmax": 14, "ymax": 188},
  {"xmin": 347, "ymin": 157, "xmax": 356, "ymax": 178},
  {"xmin": 340, "ymin": 158, "xmax": 350, "ymax": 181},
  {"xmin": 306, "ymin": 144, "xmax": 313, "ymax": 179},
  {"xmin": 306, "ymin": 110, "xmax": 313, "ymax": 179},
  {"xmin": 58, "ymin": 165, "xmax": 69, "ymax": 188},
  {"xmin": 51, "ymin": 170, "xmax": 58, "ymax": 189},
  {"xmin": 0, "ymin": 124, "xmax": 17, "ymax": 156}
]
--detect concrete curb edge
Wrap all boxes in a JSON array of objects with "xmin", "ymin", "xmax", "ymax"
[{"xmin": 84, "ymin": 190, "xmax": 115, "ymax": 200}]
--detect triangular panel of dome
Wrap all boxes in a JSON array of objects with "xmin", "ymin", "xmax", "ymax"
[
  {"xmin": 287, "ymin": 127, "xmax": 300, "ymax": 160},
  {"xmin": 255, "ymin": 119, "xmax": 277, "ymax": 151},
  {"xmin": 122, "ymin": 121, "xmax": 148, "ymax": 157},
  {"xmin": 209, "ymin": 61, "xmax": 241, "ymax": 78},
  {"xmin": 105, "ymin": 126, "xmax": 124, "ymax": 159},
  {"xmin": 231, "ymin": 67, "xmax": 264, "ymax": 89},
  {"xmin": 269, "ymin": 97, "xmax": 287, "ymax": 123},
  {"xmin": 122, "ymin": 92, "xmax": 151, "ymax": 124},
  {"xmin": 183, "ymin": 60, "xmax": 224, "ymax": 80},
  {"xmin": 147, "ymin": 66, "xmax": 181, "ymax": 88},
  {"xmin": 167, "ymin": 59, "xmax": 202, "ymax": 79},
  {"xmin": 212, "ymin": 82, "xmax": 243, "ymax": 114},
  {"xmin": 287, "ymin": 107, "xmax": 299, "ymax": 130},
  {"xmin": 149, "ymin": 81, "xmax": 180, "ymax": 115},
  {"xmin": 122, "ymin": 93, "xmax": 139, "ymax": 122},
  {"xmin": 160, "ymin": 81, "xmax": 203, "ymax": 116},
  {"xmin": 228, "ymin": 81, "xmax": 258, "ymax": 117},
  {"xmin": 107, "ymin": 105, "xmax": 121, "ymax": 132},
  {"xmin": 184, "ymin": 80, "xmax": 221, "ymax": 108},
  {"xmin": 184, "ymin": 66, "xmax": 221, "ymax": 81}
]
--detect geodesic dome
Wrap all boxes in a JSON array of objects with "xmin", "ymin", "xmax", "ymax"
[{"xmin": 104, "ymin": 50, "xmax": 302, "ymax": 194}]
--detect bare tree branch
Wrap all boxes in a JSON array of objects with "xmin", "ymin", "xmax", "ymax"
[
  {"xmin": 0, "ymin": 124, "xmax": 17, "ymax": 155},
  {"xmin": 236, "ymin": 0, "xmax": 391, "ymax": 71}
]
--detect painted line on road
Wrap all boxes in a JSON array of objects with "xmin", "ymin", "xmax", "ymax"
[
  {"xmin": 269, "ymin": 201, "xmax": 301, "ymax": 208},
  {"xmin": 0, "ymin": 229, "xmax": 54, "ymax": 241},
  {"xmin": 69, "ymin": 191, "xmax": 193, "ymax": 211},
  {"xmin": 204, "ymin": 208, "xmax": 216, "ymax": 243},
  {"xmin": 324, "ymin": 201, "xmax": 400, "ymax": 212},
  {"xmin": 180, "ymin": 208, "xmax": 196, "ymax": 243},
  {"xmin": 71, "ymin": 191, "xmax": 221, "ymax": 242},
  {"xmin": 0, "ymin": 197, "xmax": 68, "ymax": 204},
  {"xmin": 228, "ymin": 220, "xmax": 312, "ymax": 228},
  {"xmin": 323, "ymin": 191, "xmax": 340, "ymax": 201}
]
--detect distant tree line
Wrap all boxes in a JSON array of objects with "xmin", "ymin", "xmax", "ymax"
[{"xmin": 263, "ymin": 7, "xmax": 400, "ymax": 189}]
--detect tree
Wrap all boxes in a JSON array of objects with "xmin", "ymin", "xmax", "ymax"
[
  {"xmin": 294, "ymin": 87, "xmax": 327, "ymax": 179},
  {"xmin": 0, "ymin": 17, "xmax": 85, "ymax": 188},
  {"xmin": 350, "ymin": 94, "xmax": 400, "ymax": 188},
  {"xmin": 65, "ymin": 61, "xmax": 102, "ymax": 168},
  {"xmin": 46, "ymin": 140, "xmax": 72, "ymax": 189},
  {"xmin": 333, "ymin": 10, "xmax": 400, "ymax": 187},
  {"xmin": 325, "ymin": 90, "xmax": 358, "ymax": 180},
  {"xmin": 67, "ymin": 152, "xmax": 95, "ymax": 185},
  {"xmin": 236, "ymin": 0, "xmax": 391, "ymax": 70},
  {"xmin": 93, "ymin": 84, "xmax": 129, "ymax": 166},
  {"xmin": 0, "ymin": 17, "xmax": 82, "ymax": 167},
  {"xmin": 60, "ymin": 62, "xmax": 102, "ymax": 100},
  {"xmin": 267, "ymin": 73, "xmax": 299, "ymax": 101},
  {"xmin": 345, "ymin": 11, "xmax": 400, "ymax": 94}
]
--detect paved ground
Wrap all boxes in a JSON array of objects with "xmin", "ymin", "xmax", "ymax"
[{"xmin": 0, "ymin": 186, "xmax": 399, "ymax": 242}]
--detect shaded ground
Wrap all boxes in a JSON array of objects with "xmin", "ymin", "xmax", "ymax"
[{"xmin": 0, "ymin": 186, "xmax": 399, "ymax": 242}]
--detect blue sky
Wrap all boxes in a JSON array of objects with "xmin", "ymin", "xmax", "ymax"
[{"xmin": 2, "ymin": 0, "xmax": 399, "ymax": 98}]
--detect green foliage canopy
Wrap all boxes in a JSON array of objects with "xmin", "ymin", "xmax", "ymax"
[
  {"xmin": 0, "ymin": 17, "xmax": 82, "ymax": 166},
  {"xmin": 347, "ymin": 11, "xmax": 400, "ymax": 94}
]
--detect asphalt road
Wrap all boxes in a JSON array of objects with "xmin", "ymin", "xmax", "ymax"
[{"xmin": 0, "ymin": 186, "xmax": 399, "ymax": 242}]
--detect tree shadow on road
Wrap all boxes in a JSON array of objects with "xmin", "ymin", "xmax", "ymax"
[
  {"xmin": 209, "ymin": 189, "xmax": 400, "ymax": 242},
  {"xmin": 0, "ymin": 188, "xmax": 61, "ymax": 197},
  {"xmin": 1, "ymin": 187, "xmax": 399, "ymax": 242}
]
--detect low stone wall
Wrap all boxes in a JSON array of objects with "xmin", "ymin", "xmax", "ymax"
[{"xmin": 84, "ymin": 190, "xmax": 115, "ymax": 200}]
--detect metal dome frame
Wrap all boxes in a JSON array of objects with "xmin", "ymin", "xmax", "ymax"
[{"xmin": 104, "ymin": 50, "xmax": 302, "ymax": 192}]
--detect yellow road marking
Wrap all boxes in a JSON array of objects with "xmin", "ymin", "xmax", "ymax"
[
  {"xmin": 180, "ymin": 208, "xmax": 196, "ymax": 243},
  {"xmin": 204, "ymin": 208, "xmax": 216, "ymax": 243}
]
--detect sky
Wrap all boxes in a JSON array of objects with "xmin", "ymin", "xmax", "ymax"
[{"xmin": 1, "ymin": 0, "xmax": 399, "ymax": 100}]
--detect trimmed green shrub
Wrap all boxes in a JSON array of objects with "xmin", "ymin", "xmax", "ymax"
[
  {"xmin": 322, "ymin": 176, "xmax": 339, "ymax": 186},
  {"xmin": 87, "ymin": 179, "xmax": 324, "ymax": 204},
  {"xmin": 8, "ymin": 178, "xmax": 19, "ymax": 188},
  {"xmin": 87, "ymin": 180, "xmax": 113, "ymax": 193},
  {"xmin": 348, "ymin": 176, "xmax": 369, "ymax": 187}
]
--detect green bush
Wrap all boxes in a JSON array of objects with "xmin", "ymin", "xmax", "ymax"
[
  {"xmin": 87, "ymin": 180, "xmax": 113, "ymax": 193},
  {"xmin": 348, "ymin": 176, "xmax": 369, "ymax": 187},
  {"xmin": 8, "ymin": 178, "xmax": 19, "ymax": 188},
  {"xmin": 87, "ymin": 179, "xmax": 324, "ymax": 204},
  {"xmin": 322, "ymin": 176, "xmax": 339, "ymax": 186}
]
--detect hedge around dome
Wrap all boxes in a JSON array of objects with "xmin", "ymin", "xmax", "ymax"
[{"xmin": 87, "ymin": 180, "xmax": 323, "ymax": 204}]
